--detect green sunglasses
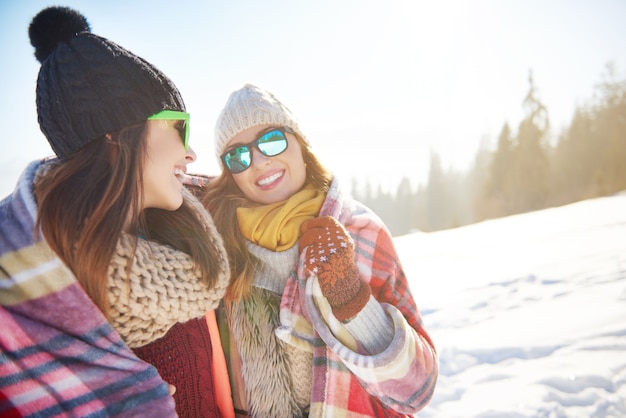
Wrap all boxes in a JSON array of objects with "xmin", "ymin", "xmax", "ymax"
[{"xmin": 147, "ymin": 110, "xmax": 190, "ymax": 150}]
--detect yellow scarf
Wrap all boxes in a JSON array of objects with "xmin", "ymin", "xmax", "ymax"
[{"xmin": 237, "ymin": 186, "xmax": 325, "ymax": 251}]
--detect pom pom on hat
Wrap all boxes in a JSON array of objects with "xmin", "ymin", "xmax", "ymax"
[
  {"xmin": 28, "ymin": 6, "xmax": 185, "ymax": 159},
  {"xmin": 214, "ymin": 84, "xmax": 308, "ymax": 166},
  {"xmin": 29, "ymin": 6, "xmax": 90, "ymax": 63}
]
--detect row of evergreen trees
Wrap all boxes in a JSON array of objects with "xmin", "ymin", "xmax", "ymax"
[{"xmin": 352, "ymin": 63, "xmax": 626, "ymax": 236}]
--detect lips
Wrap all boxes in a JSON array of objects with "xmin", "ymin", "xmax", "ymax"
[{"xmin": 174, "ymin": 167, "xmax": 187, "ymax": 182}]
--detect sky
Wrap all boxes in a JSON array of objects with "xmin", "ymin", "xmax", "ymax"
[
  {"xmin": 395, "ymin": 192, "xmax": 626, "ymax": 417},
  {"xmin": 1, "ymin": 0, "xmax": 625, "ymax": 197}
]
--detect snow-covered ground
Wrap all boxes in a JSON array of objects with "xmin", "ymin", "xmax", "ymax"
[{"xmin": 394, "ymin": 193, "xmax": 626, "ymax": 417}]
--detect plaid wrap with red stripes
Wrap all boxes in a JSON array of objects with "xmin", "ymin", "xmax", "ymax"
[{"xmin": 277, "ymin": 177, "xmax": 438, "ymax": 417}]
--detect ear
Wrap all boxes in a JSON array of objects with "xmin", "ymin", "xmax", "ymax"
[{"xmin": 105, "ymin": 133, "xmax": 118, "ymax": 162}]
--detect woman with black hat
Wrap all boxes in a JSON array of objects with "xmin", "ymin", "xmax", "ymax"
[{"xmin": 0, "ymin": 6, "xmax": 232, "ymax": 417}]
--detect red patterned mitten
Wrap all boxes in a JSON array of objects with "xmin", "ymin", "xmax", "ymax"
[{"xmin": 300, "ymin": 216, "xmax": 371, "ymax": 322}]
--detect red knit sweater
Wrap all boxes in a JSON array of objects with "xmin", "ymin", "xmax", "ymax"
[{"xmin": 134, "ymin": 317, "xmax": 220, "ymax": 417}]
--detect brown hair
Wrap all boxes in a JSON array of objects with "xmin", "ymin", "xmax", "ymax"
[
  {"xmin": 35, "ymin": 123, "xmax": 223, "ymax": 318},
  {"xmin": 201, "ymin": 132, "xmax": 332, "ymax": 300}
]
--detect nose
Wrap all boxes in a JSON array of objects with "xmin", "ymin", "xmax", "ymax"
[
  {"xmin": 250, "ymin": 147, "xmax": 270, "ymax": 167},
  {"xmin": 185, "ymin": 146, "xmax": 197, "ymax": 163}
]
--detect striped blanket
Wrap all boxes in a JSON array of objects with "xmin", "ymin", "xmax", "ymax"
[{"xmin": 0, "ymin": 160, "xmax": 176, "ymax": 417}]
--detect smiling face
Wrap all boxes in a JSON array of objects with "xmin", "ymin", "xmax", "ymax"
[
  {"xmin": 226, "ymin": 125, "xmax": 307, "ymax": 205},
  {"xmin": 141, "ymin": 119, "xmax": 196, "ymax": 210}
]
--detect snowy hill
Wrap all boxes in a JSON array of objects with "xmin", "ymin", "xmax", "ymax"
[{"xmin": 394, "ymin": 193, "xmax": 626, "ymax": 417}]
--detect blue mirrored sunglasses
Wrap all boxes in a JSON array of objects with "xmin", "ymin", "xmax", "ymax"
[{"xmin": 221, "ymin": 127, "xmax": 294, "ymax": 174}]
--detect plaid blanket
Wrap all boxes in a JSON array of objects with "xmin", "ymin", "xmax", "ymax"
[
  {"xmin": 0, "ymin": 160, "xmax": 176, "ymax": 417},
  {"xmin": 277, "ymin": 177, "xmax": 439, "ymax": 417}
]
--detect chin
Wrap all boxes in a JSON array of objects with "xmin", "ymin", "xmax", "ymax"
[
  {"xmin": 160, "ymin": 196, "xmax": 184, "ymax": 211},
  {"xmin": 169, "ymin": 199, "xmax": 184, "ymax": 211}
]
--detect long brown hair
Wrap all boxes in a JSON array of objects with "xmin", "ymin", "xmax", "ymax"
[
  {"xmin": 35, "ymin": 123, "xmax": 223, "ymax": 318},
  {"xmin": 201, "ymin": 132, "xmax": 332, "ymax": 300}
]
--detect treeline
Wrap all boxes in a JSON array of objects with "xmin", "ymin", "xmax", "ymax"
[{"xmin": 352, "ymin": 64, "xmax": 626, "ymax": 236}]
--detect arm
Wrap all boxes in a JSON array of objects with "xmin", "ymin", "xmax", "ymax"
[
  {"xmin": 299, "ymin": 214, "xmax": 438, "ymax": 414},
  {"xmin": 0, "ymin": 170, "xmax": 177, "ymax": 417},
  {"xmin": 0, "ymin": 250, "xmax": 176, "ymax": 417}
]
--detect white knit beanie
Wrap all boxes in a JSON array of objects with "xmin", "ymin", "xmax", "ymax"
[{"xmin": 214, "ymin": 84, "xmax": 308, "ymax": 166}]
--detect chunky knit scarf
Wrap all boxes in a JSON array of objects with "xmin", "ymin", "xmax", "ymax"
[{"xmin": 107, "ymin": 190, "xmax": 230, "ymax": 348}]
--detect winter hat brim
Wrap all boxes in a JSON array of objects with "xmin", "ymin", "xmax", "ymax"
[
  {"xmin": 214, "ymin": 84, "xmax": 307, "ymax": 167},
  {"xmin": 29, "ymin": 6, "xmax": 185, "ymax": 159}
]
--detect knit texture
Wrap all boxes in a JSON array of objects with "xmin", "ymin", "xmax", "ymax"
[
  {"xmin": 277, "ymin": 177, "xmax": 439, "ymax": 416},
  {"xmin": 300, "ymin": 216, "xmax": 371, "ymax": 321},
  {"xmin": 107, "ymin": 190, "xmax": 230, "ymax": 348},
  {"xmin": 214, "ymin": 84, "xmax": 308, "ymax": 165},
  {"xmin": 105, "ymin": 188, "xmax": 230, "ymax": 417},
  {"xmin": 219, "ymin": 178, "xmax": 439, "ymax": 416},
  {"xmin": 133, "ymin": 317, "xmax": 218, "ymax": 418},
  {"xmin": 0, "ymin": 159, "xmax": 176, "ymax": 417},
  {"xmin": 29, "ymin": 6, "xmax": 185, "ymax": 159}
]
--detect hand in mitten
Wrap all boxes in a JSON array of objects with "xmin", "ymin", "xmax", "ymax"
[{"xmin": 300, "ymin": 216, "xmax": 371, "ymax": 322}]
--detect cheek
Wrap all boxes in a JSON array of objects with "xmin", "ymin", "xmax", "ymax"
[
  {"xmin": 232, "ymin": 173, "xmax": 244, "ymax": 189},
  {"xmin": 294, "ymin": 163, "xmax": 307, "ymax": 189},
  {"xmin": 232, "ymin": 173, "xmax": 253, "ymax": 197},
  {"xmin": 292, "ymin": 153, "xmax": 308, "ymax": 187}
]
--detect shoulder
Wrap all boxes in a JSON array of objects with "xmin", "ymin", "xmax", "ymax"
[
  {"xmin": 0, "ymin": 159, "xmax": 48, "ymax": 253},
  {"xmin": 322, "ymin": 177, "xmax": 386, "ymax": 233}
]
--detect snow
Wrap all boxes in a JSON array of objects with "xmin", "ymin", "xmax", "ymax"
[{"xmin": 394, "ymin": 193, "xmax": 626, "ymax": 417}]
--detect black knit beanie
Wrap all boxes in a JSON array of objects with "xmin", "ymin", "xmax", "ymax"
[{"xmin": 28, "ymin": 6, "xmax": 185, "ymax": 159}]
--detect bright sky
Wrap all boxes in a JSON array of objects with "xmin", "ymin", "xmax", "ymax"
[{"xmin": 1, "ymin": 0, "xmax": 624, "ymax": 197}]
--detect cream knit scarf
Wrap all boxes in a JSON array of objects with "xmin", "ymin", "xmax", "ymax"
[
  {"xmin": 33, "ymin": 162, "xmax": 229, "ymax": 349},
  {"xmin": 107, "ymin": 190, "xmax": 230, "ymax": 348}
]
